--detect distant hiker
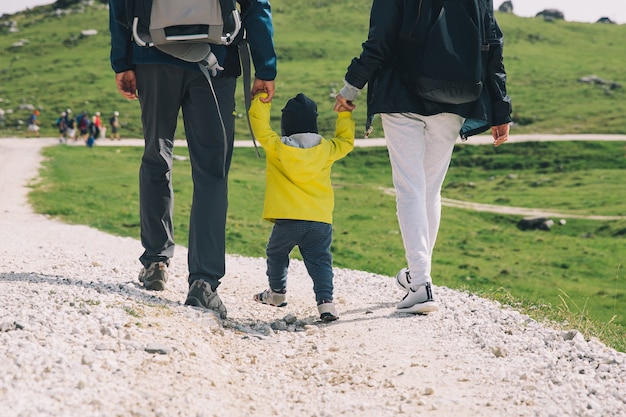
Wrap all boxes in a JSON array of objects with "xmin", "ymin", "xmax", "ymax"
[
  {"xmin": 26, "ymin": 110, "xmax": 40, "ymax": 138},
  {"xmin": 56, "ymin": 111, "xmax": 67, "ymax": 143},
  {"xmin": 65, "ymin": 112, "xmax": 76, "ymax": 141},
  {"xmin": 93, "ymin": 111, "xmax": 105, "ymax": 139},
  {"xmin": 109, "ymin": 111, "xmax": 120, "ymax": 140},
  {"xmin": 77, "ymin": 110, "xmax": 90, "ymax": 141},
  {"xmin": 91, "ymin": 112, "xmax": 102, "ymax": 140},
  {"xmin": 87, "ymin": 116, "xmax": 99, "ymax": 147},
  {"xmin": 334, "ymin": 0, "xmax": 512, "ymax": 314},
  {"xmin": 249, "ymin": 92, "xmax": 355, "ymax": 322}
]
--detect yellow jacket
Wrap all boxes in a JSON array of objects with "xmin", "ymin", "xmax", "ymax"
[{"xmin": 248, "ymin": 94, "xmax": 355, "ymax": 224}]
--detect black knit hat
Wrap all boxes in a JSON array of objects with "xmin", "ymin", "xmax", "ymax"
[{"xmin": 281, "ymin": 93, "xmax": 318, "ymax": 136}]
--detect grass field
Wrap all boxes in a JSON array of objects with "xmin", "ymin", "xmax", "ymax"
[{"xmin": 28, "ymin": 140, "xmax": 626, "ymax": 351}]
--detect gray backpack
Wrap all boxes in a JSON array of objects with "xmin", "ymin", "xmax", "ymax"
[
  {"xmin": 126, "ymin": 0, "xmax": 259, "ymax": 160},
  {"xmin": 128, "ymin": 0, "xmax": 241, "ymax": 74}
]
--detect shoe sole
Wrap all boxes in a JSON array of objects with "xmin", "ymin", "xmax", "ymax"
[
  {"xmin": 254, "ymin": 299, "xmax": 288, "ymax": 308},
  {"xmin": 143, "ymin": 279, "xmax": 166, "ymax": 291},
  {"xmin": 184, "ymin": 296, "xmax": 199, "ymax": 306},
  {"xmin": 320, "ymin": 312, "xmax": 339, "ymax": 322},
  {"xmin": 185, "ymin": 296, "xmax": 227, "ymax": 319},
  {"xmin": 397, "ymin": 301, "xmax": 439, "ymax": 314}
]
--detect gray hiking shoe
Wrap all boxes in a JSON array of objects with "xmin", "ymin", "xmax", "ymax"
[
  {"xmin": 138, "ymin": 261, "xmax": 168, "ymax": 291},
  {"xmin": 185, "ymin": 280, "xmax": 227, "ymax": 319},
  {"xmin": 253, "ymin": 288, "xmax": 287, "ymax": 307}
]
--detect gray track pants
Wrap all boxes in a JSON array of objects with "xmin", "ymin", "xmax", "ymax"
[
  {"xmin": 135, "ymin": 64, "xmax": 236, "ymax": 290},
  {"xmin": 381, "ymin": 112, "xmax": 464, "ymax": 286}
]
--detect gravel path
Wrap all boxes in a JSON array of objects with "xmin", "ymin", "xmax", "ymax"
[{"xmin": 1, "ymin": 138, "xmax": 624, "ymax": 417}]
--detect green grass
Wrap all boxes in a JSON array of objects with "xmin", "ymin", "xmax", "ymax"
[
  {"xmin": 444, "ymin": 140, "xmax": 626, "ymax": 216},
  {"xmin": 1, "ymin": 2, "xmax": 625, "ymax": 139},
  {"xmin": 28, "ymin": 141, "xmax": 626, "ymax": 351}
]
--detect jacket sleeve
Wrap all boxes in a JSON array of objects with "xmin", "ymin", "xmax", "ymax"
[
  {"xmin": 328, "ymin": 112, "xmax": 356, "ymax": 161},
  {"xmin": 240, "ymin": 0, "xmax": 277, "ymax": 81},
  {"xmin": 108, "ymin": 0, "xmax": 134, "ymax": 73},
  {"xmin": 343, "ymin": 0, "xmax": 402, "ymax": 90},
  {"xmin": 485, "ymin": 17, "xmax": 512, "ymax": 126},
  {"xmin": 248, "ymin": 94, "xmax": 281, "ymax": 151}
]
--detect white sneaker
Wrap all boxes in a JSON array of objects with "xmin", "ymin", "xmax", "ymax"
[
  {"xmin": 395, "ymin": 268, "xmax": 411, "ymax": 293},
  {"xmin": 397, "ymin": 280, "xmax": 438, "ymax": 314},
  {"xmin": 317, "ymin": 300, "xmax": 339, "ymax": 322}
]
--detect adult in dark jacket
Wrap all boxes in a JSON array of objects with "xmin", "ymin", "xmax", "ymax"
[
  {"xmin": 109, "ymin": 0, "xmax": 277, "ymax": 319},
  {"xmin": 334, "ymin": 0, "xmax": 512, "ymax": 314}
]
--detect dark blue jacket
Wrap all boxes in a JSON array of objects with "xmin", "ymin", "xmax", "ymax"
[
  {"xmin": 344, "ymin": 0, "xmax": 512, "ymax": 138},
  {"xmin": 109, "ymin": 0, "xmax": 277, "ymax": 81}
]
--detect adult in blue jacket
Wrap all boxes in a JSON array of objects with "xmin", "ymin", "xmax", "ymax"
[
  {"xmin": 109, "ymin": 0, "xmax": 277, "ymax": 319},
  {"xmin": 334, "ymin": 0, "xmax": 512, "ymax": 314}
]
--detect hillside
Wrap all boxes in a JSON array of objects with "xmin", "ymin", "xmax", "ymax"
[{"xmin": 0, "ymin": 1, "xmax": 625, "ymax": 138}]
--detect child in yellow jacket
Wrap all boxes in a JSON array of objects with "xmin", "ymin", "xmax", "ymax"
[{"xmin": 248, "ymin": 92, "xmax": 355, "ymax": 322}]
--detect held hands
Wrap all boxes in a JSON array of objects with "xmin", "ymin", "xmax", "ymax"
[
  {"xmin": 492, "ymin": 123, "xmax": 510, "ymax": 147},
  {"xmin": 115, "ymin": 71, "xmax": 137, "ymax": 100},
  {"xmin": 251, "ymin": 79, "xmax": 275, "ymax": 103},
  {"xmin": 334, "ymin": 94, "xmax": 355, "ymax": 113}
]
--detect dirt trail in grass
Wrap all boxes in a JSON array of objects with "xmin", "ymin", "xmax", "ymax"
[
  {"xmin": 441, "ymin": 198, "xmax": 626, "ymax": 220},
  {"xmin": 1, "ymin": 137, "xmax": 624, "ymax": 417}
]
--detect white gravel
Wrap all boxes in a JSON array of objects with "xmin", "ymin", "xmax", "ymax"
[{"xmin": 1, "ymin": 138, "xmax": 624, "ymax": 417}]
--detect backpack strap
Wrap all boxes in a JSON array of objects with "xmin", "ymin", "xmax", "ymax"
[
  {"xmin": 198, "ymin": 62, "xmax": 229, "ymax": 178},
  {"xmin": 238, "ymin": 38, "xmax": 261, "ymax": 158}
]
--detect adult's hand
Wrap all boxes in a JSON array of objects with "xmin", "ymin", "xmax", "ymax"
[
  {"xmin": 492, "ymin": 123, "xmax": 510, "ymax": 147},
  {"xmin": 115, "ymin": 71, "xmax": 137, "ymax": 100},
  {"xmin": 334, "ymin": 94, "xmax": 356, "ymax": 112},
  {"xmin": 251, "ymin": 79, "xmax": 275, "ymax": 103}
]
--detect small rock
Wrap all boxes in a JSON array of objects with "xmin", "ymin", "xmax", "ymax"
[
  {"xmin": 492, "ymin": 346, "xmax": 508, "ymax": 358},
  {"xmin": 145, "ymin": 344, "xmax": 171, "ymax": 355},
  {"xmin": 283, "ymin": 314, "xmax": 297, "ymax": 324},
  {"xmin": 271, "ymin": 320, "xmax": 287, "ymax": 331}
]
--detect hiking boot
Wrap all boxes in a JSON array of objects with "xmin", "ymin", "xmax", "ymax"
[
  {"xmin": 397, "ymin": 280, "xmax": 439, "ymax": 314},
  {"xmin": 395, "ymin": 268, "xmax": 412, "ymax": 294},
  {"xmin": 138, "ymin": 261, "xmax": 169, "ymax": 291},
  {"xmin": 253, "ymin": 288, "xmax": 287, "ymax": 307},
  {"xmin": 185, "ymin": 280, "xmax": 227, "ymax": 319},
  {"xmin": 317, "ymin": 300, "xmax": 339, "ymax": 322}
]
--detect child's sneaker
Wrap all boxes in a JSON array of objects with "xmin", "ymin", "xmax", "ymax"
[
  {"xmin": 397, "ymin": 280, "xmax": 438, "ymax": 314},
  {"xmin": 317, "ymin": 300, "xmax": 339, "ymax": 322},
  {"xmin": 138, "ymin": 261, "xmax": 169, "ymax": 291},
  {"xmin": 253, "ymin": 288, "xmax": 287, "ymax": 307},
  {"xmin": 395, "ymin": 268, "xmax": 411, "ymax": 293}
]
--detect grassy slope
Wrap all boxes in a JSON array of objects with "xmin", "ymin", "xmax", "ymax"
[{"xmin": 1, "ymin": 1, "xmax": 625, "ymax": 138}]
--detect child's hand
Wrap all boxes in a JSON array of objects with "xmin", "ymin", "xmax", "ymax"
[
  {"xmin": 335, "ymin": 103, "xmax": 354, "ymax": 113},
  {"xmin": 253, "ymin": 91, "xmax": 270, "ymax": 101},
  {"xmin": 334, "ymin": 94, "xmax": 355, "ymax": 112}
]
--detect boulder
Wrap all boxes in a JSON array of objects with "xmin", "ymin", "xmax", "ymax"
[
  {"xmin": 517, "ymin": 217, "xmax": 554, "ymax": 231},
  {"xmin": 498, "ymin": 1, "xmax": 513, "ymax": 13},
  {"xmin": 536, "ymin": 9, "xmax": 564, "ymax": 21},
  {"xmin": 596, "ymin": 17, "xmax": 616, "ymax": 24}
]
